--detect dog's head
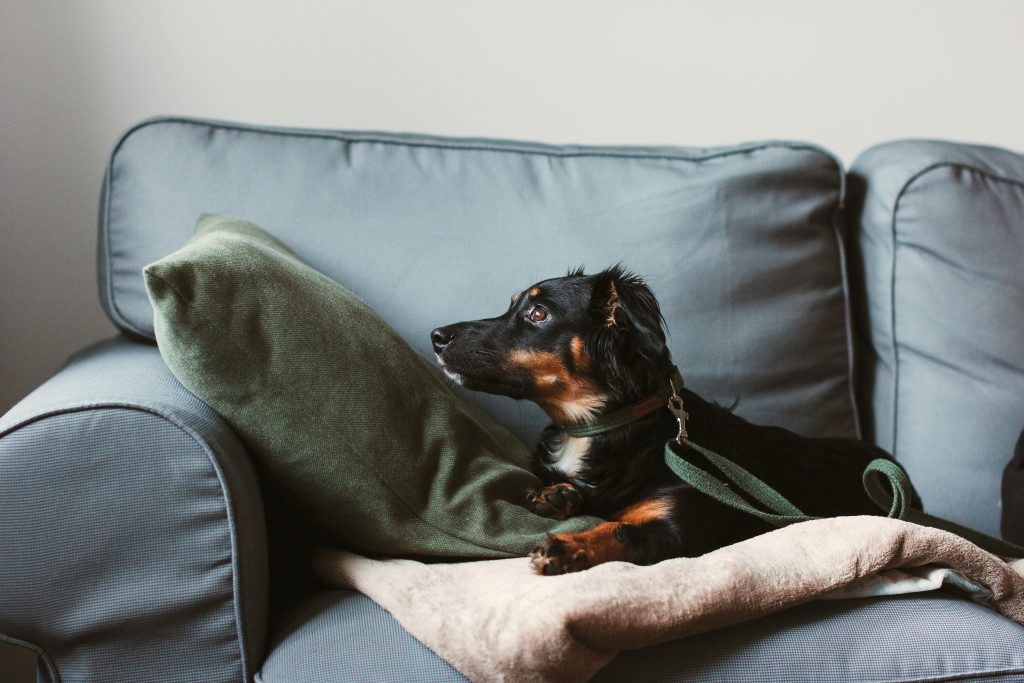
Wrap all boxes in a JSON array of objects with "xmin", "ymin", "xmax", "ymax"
[{"xmin": 431, "ymin": 265, "xmax": 672, "ymax": 423}]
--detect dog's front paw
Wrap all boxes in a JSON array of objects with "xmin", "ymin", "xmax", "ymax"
[
  {"xmin": 526, "ymin": 482, "xmax": 583, "ymax": 520},
  {"xmin": 530, "ymin": 523, "xmax": 627, "ymax": 575},
  {"xmin": 529, "ymin": 535, "xmax": 591, "ymax": 575}
]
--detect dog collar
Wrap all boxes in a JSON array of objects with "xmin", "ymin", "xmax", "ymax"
[{"xmin": 562, "ymin": 366, "xmax": 686, "ymax": 439}]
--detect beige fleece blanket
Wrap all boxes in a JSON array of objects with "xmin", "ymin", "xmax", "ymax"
[{"xmin": 315, "ymin": 516, "xmax": 1024, "ymax": 683}]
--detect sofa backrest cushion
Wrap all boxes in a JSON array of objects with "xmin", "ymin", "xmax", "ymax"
[
  {"xmin": 101, "ymin": 117, "xmax": 856, "ymax": 444},
  {"xmin": 848, "ymin": 140, "xmax": 1024, "ymax": 537}
]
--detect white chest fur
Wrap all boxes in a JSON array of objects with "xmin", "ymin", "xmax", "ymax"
[{"xmin": 549, "ymin": 435, "xmax": 591, "ymax": 479}]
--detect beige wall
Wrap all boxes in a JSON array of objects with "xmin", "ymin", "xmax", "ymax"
[{"xmin": 3, "ymin": 0, "xmax": 1024, "ymax": 413}]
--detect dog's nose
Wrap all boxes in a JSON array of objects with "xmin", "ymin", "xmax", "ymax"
[{"xmin": 431, "ymin": 327, "xmax": 454, "ymax": 354}]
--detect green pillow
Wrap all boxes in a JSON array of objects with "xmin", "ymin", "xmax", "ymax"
[{"xmin": 144, "ymin": 214, "xmax": 599, "ymax": 557}]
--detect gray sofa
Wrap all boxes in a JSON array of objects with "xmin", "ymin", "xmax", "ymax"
[{"xmin": 2, "ymin": 117, "xmax": 1023, "ymax": 682}]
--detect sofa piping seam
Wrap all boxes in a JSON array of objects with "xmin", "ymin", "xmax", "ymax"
[
  {"xmin": 111, "ymin": 115, "xmax": 839, "ymax": 162},
  {"xmin": 0, "ymin": 401, "xmax": 253, "ymax": 682}
]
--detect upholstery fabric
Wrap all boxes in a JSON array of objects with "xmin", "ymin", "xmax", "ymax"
[
  {"xmin": 102, "ymin": 117, "xmax": 857, "ymax": 445},
  {"xmin": 848, "ymin": 141, "xmax": 1024, "ymax": 536},
  {"xmin": 0, "ymin": 337, "xmax": 267, "ymax": 683},
  {"xmin": 258, "ymin": 590, "xmax": 1024, "ymax": 683},
  {"xmin": 145, "ymin": 214, "xmax": 598, "ymax": 558}
]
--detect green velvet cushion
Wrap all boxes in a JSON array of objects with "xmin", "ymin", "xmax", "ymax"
[{"xmin": 144, "ymin": 214, "xmax": 598, "ymax": 557}]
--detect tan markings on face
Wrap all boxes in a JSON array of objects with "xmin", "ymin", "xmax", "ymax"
[
  {"xmin": 511, "ymin": 292, "xmax": 521, "ymax": 303},
  {"xmin": 615, "ymin": 496, "xmax": 675, "ymax": 526},
  {"xmin": 606, "ymin": 280, "xmax": 620, "ymax": 326},
  {"xmin": 505, "ymin": 349, "xmax": 605, "ymax": 422},
  {"xmin": 528, "ymin": 287, "xmax": 541, "ymax": 298},
  {"xmin": 570, "ymin": 335, "xmax": 590, "ymax": 370}
]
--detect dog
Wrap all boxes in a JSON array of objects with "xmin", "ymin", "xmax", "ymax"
[{"xmin": 431, "ymin": 265, "xmax": 918, "ymax": 575}]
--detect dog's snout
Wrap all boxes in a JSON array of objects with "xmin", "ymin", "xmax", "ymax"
[{"xmin": 431, "ymin": 327, "xmax": 455, "ymax": 354}]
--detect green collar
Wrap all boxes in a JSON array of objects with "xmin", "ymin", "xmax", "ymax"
[{"xmin": 562, "ymin": 366, "xmax": 685, "ymax": 438}]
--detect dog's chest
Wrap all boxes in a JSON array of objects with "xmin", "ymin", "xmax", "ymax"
[{"xmin": 548, "ymin": 435, "xmax": 591, "ymax": 479}]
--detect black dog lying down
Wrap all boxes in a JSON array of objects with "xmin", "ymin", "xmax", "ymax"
[{"xmin": 431, "ymin": 266, "xmax": 919, "ymax": 575}]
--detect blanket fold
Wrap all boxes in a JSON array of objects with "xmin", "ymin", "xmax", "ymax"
[{"xmin": 316, "ymin": 516, "xmax": 1024, "ymax": 683}]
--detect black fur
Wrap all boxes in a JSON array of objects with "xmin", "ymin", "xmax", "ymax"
[{"xmin": 432, "ymin": 266, "xmax": 920, "ymax": 574}]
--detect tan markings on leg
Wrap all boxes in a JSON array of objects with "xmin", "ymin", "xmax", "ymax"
[
  {"xmin": 569, "ymin": 522, "xmax": 628, "ymax": 564},
  {"xmin": 615, "ymin": 495, "xmax": 675, "ymax": 526},
  {"xmin": 530, "ymin": 522, "xmax": 628, "ymax": 574},
  {"xmin": 505, "ymin": 349, "xmax": 604, "ymax": 422}
]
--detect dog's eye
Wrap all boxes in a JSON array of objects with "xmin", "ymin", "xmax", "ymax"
[{"xmin": 526, "ymin": 304, "xmax": 548, "ymax": 323}]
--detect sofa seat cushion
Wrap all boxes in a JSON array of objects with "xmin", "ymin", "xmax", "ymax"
[
  {"xmin": 107, "ymin": 117, "xmax": 856, "ymax": 444},
  {"xmin": 257, "ymin": 592, "xmax": 463, "ymax": 683},
  {"xmin": 258, "ymin": 590, "xmax": 1024, "ymax": 683}
]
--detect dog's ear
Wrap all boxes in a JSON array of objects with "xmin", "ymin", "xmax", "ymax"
[{"xmin": 585, "ymin": 266, "xmax": 668, "ymax": 396}]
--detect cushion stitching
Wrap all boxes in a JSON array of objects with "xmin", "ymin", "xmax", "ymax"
[
  {"xmin": 97, "ymin": 164, "xmax": 121, "ymax": 337},
  {"xmin": 100, "ymin": 116, "xmax": 840, "ymax": 339},
  {"xmin": 889, "ymin": 161, "xmax": 1024, "ymax": 457},
  {"xmin": 1, "ymin": 402, "xmax": 254, "ymax": 682}
]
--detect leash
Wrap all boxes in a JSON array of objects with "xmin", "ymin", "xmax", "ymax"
[
  {"xmin": 561, "ymin": 366, "xmax": 1024, "ymax": 558},
  {"xmin": 665, "ymin": 438, "xmax": 1024, "ymax": 557}
]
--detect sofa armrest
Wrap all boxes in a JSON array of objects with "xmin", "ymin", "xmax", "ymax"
[{"xmin": 0, "ymin": 336, "xmax": 267, "ymax": 683}]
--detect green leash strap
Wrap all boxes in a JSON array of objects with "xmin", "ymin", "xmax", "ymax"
[
  {"xmin": 861, "ymin": 457, "xmax": 913, "ymax": 520},
  {"xmin": 665, "ymin": 439, "xmax": 1024, "ymax": 558},
  {"xmin": 665, "ymin": 437, "xmax": 816, "ymax": 527},
  {"xmin": 862, "ymin": 458, "xmax": 1024, "ymax": 558}
]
